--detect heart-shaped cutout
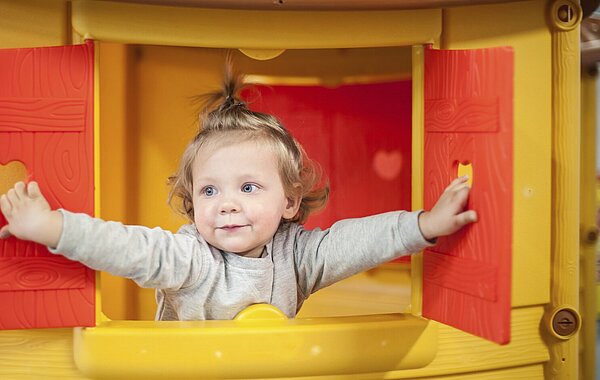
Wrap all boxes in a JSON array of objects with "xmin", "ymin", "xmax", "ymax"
[
  {"xmin": 372, "ymin": 150, "xmax": 403, "ymax": 181},
  {"xmin": 0, "ymin": 160, "xmax": 28, "ymax": 195},
  {"xmin": 0, "ymin": 161, "xmax": 28, "ymax": 226}
]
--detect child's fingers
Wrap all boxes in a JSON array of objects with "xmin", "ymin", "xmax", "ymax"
[
  {"xmin": 446, "ymin": 177, "xmax": 461, "ymax": 189},
  {"xmin": 446, "ymin": 175, "xmax": 469, "ymax": 191},
  {"xmin": 6, "ymin": 188, "xmax": 19, "ymax": 205},
  {"xmin": 453, "ymin": 175, "xmax": 469, "ymax": 185},
  {"xmin": 27, "ymin": 181, "xmax": 42, "ymax": 198},
  {"xmin": 14, "ymin": 181, "xmax": 26, "ymax": 198},
  {"xmin": 456, "ymin": 210, "xmax": 478, "ymax": 226},
  {"xmin": 0, "ymin": 194, "xmax": 12, "ymax": 217},
  {"xmin": 0, "ymin": 225, "xmax": 11, "ymax": 239},
  {"xmin": 453, "ymin": 182, "xmax": 470, "ymax": 193},
  {"xmin": 442, "ymin": 183, "xmax": 470, "ymax": 209},
  {"xmin": 455, "ymin": 183, "xmax": 471, "ymax": 199}
]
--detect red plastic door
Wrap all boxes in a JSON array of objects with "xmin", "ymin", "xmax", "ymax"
[
  {"xmin": 422, "ymin": 46, "xmax": 514, "ymax": 344},
  {"xmin": 0, "ymin": 42, "xmax": 95, "ymax": 329}
]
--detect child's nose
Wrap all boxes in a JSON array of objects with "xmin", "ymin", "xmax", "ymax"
[{"xmin": 219, "ymin": 199, "xmax": 240, "ymax": 214}]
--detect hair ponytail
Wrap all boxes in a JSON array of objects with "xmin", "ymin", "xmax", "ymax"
[{"xmin": 192, "ymin": 56, "xmax": 247, "ymax": 119}]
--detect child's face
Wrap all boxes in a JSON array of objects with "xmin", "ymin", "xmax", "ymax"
[{"xmin": 192, "ymin": 140, "xmax": 298, "ymax": 258}]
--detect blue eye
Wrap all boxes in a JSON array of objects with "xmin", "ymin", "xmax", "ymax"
[
  {"xmin": 241, "ymin": 183, "xmax": 258, "ymax": 193},
  {"xmin": 202, "ymin": 186, "xmax": 217, "ymax": 197}
]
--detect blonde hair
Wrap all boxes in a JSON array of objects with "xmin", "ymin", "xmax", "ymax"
[{"xmin": 168, "ymin": 63, "xmax": 329, "ymax": 224}]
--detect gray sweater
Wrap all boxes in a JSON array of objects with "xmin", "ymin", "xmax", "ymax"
[{"xmin": 50, "ymin": 210, "xmax": 432, "ymax": 320}]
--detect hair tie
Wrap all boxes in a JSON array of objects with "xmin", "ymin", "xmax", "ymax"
[{"xmin": 218, "ymin": 96, "xmax": 245, "ymax": 111}]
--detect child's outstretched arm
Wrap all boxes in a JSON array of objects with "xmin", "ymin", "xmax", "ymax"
[
  {"xmin": 0, "ymin": 181, "xmax": 209, "ymax": 291},
  {"xmin": 0, "ymin": 181, "xmax": 63, "ymax": 248},
  {"xmin": 418, "ymin": 175, "xmax": 478, "ymax": 241}
]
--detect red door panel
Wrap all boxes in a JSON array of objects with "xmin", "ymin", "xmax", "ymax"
[
  {"xmin": 0, "ymin": 42, "xmax": 95, "ymax": 329},
  {"xmin": 423, "ymin": 46, "xmax": 514, "ymax": 344}
]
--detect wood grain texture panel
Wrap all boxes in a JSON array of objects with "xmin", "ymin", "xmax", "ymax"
[
  {"xmin": 546, "ymin": 16, "xmax": 581, "ymax": 380},
  {"xmin": 425, "ymin": 98, "xmax": 498, "ymax": 133},
  {"xmin": 0, "ymin": 257, "xmax": 85, "ymax": 291},
  {"xmin": 0, "ymin": 329, "xmax": 85, "ymax": 379},
  {"xmin": 423, "ymin": 250, "xmax": 496, "ymax": 301},
  {"xmin": 0, "ymin": 44, "xmax": 92, "ymax": 98},
  {"xmin": 422, "ymin": 46, "xmax": 514, "ymax": 344},
  {"xmin": 0, "ymin": 98, "xmax": 86, "ymax": 132},
  {"xmin": 0, "ymin": 42, "xmax": 95, "ymax": 330},
  {"xmin": 406, "ymin": 365, "xmax": 543, "ymax": 380},
  {"xmin": 390, "ymin": 307, "xmax": 547, "ymax": 378}
]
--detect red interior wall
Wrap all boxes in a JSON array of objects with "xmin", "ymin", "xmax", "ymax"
[{"xmin": 246, "ymin": 81, "xmax": 412, "ymax": 230}]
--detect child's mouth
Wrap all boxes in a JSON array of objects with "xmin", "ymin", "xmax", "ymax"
[{"xmin": 218, "ymin": 224, "xmax": 248, "ymax": 232}]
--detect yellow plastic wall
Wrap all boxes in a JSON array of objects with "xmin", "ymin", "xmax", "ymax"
[{"xmin": 0, "ymin": 0, "xmax": 69, "ymax": 49}]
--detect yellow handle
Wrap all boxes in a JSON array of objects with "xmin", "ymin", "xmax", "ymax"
[{"xmin": 457, "ymin": 162, "xmax": 473, "ymax": 187}]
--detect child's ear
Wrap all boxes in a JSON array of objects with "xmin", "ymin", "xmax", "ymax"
[
  {"xmin": 283, "ymin": 195, "xmax": 301, "ymax": 220},
  {"xmin": 283, "ymin": 184, "xmax": 301, "ymax": 220}
]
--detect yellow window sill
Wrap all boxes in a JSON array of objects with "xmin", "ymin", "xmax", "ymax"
[{"xmin": 74, "ymin": 306, "xmax": 436, "ymax": 379}]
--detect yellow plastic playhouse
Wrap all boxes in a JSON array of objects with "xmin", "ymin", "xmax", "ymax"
[{"xmin": 0, "ymin": 0, "xmax": 597, "ymax": 379}]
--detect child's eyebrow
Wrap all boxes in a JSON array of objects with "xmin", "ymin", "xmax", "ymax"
[
  {"xmin": 193, "ymin": 176, "xmax": 217, "ymax": 186},
  {"xmin": 238, "ymin": 174, "xmax": 265, "ymax": 182},
  {"xmin": 193, "ymin": 174, "xmax": 265, "ymax": 185}
]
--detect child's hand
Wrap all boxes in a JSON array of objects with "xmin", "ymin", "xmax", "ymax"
[
  {"xmin": 418, "ymin": 176, "xmax": 477, "ymax": 241},
  {"xmin": 0, "ymin": 181, "xmax": 63, "ymax": 248}
]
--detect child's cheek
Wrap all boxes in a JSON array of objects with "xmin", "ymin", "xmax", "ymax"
[{"xmin": 193, "ymin": 206, "xmax": 211, "ymax": 232}]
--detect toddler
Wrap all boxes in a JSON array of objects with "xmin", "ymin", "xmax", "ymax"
[{"xmin": 0, "ymin": 68, "xmax": 477, "ymax": 321}]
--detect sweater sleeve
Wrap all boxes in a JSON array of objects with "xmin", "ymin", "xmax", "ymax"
[
  {"xmin": 293, "ymin": 210, "xmax": 434, "ymax": 297},
  {"xmin": 48, "ymin": 209, "xmax": 209, "ymax": 290}
]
